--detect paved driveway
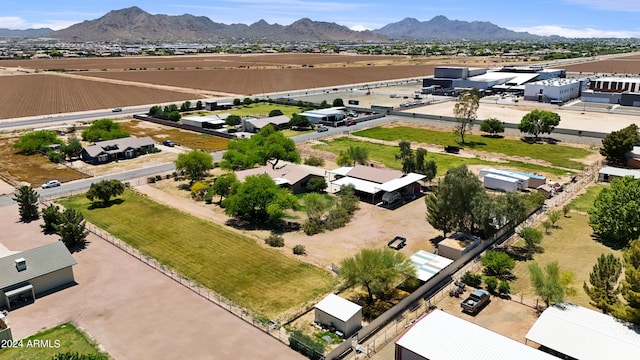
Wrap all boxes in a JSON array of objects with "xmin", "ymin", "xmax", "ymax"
[{"xmin": 0, "ymin": 203, "xmax": 303, "ymax": 360}]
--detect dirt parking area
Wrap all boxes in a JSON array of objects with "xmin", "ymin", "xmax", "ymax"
[{"xmin": 0, "ymin": 203, "xmax": 303, "ymax": 360}]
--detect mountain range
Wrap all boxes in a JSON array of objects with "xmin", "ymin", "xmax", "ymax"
[{"xmin": 3, "ymin": 6, "xmax": 541, "ymax": 42}]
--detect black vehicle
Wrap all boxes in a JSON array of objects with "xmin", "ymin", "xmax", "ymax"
[{"xmin": 163, "ymin": 140, "xmax": 176, "ymax": 147}]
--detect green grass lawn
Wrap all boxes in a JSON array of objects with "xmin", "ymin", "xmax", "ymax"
[
  {"xmin": 59, "ymin": 190, "xmax": 337, "ymax": 319},
  {"xmin": 353, "ymin": 126, "xmax": 593, "ymax": 170},
  {"xmin": 569, "ymin": 184, "xmax": 606, "ymax": 213},
  {"xmin": 508, "ymin": 213, "xmax": 621, "ymax": 310},
  {"xmin": 314, "ymin": 137, "xmax": 570, "ymax": 176},
  {"xmin": 0, "ymin": 323, "xmax": 108, "ymax": 360},
  {"xmin": 216, "ymin": 103, "xmax": 305, "ymax": 118}
]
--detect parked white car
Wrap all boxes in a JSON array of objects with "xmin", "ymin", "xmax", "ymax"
[{"xmin": 42, "ymin": 180, "xmax": 61, "ymax": 189}]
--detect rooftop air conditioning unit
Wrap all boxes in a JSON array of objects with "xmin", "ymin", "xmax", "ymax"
[{"xmin": 15, "ymin": 258, "xmax": 26, "ymax": 271}]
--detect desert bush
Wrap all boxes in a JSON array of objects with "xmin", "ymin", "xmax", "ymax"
[
  {"xmin": 265, "ymin": 234, "xmax": 285, "ymax": 247},
  {"xmin": 303, "ymin": 219, "xmax": 324, "ymax": 235},
  {"xmin": 485, "ymin": 276, "xmax": 498, "ymax": 293},
  {"xmin": 293, "ymin": 244, "xmax": 306, "ymax": 255},
  {"xmin": 304, "ymin": 156, "xmax": 325, "ymax": 167}
]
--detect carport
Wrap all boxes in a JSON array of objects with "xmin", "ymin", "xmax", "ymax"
[{"xmin": 3, "ymin": 283, "xmax": 35, "ymax": 310}]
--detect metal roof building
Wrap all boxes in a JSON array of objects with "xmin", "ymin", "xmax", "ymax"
[
  {"xmin": 409, "ymin": 251, "xmax": 453, "ymax": 282},
  {"xmin": 395, "ymin": 310, "xmax": 557, "ymax": 360},
  {"xmin": 525, "ymin": 303, "xmax": 640, "ymax": 360},
  {"xmin": 314, "ymin": 294, "xmax": 362, "ymax": 338},
  {"xmin": 0, "ymin": 241, "xmax": 77, "ymax": 310},
  {"xmin": 598, "ymin": 166, "xmax": 640, "ymax": 182}
]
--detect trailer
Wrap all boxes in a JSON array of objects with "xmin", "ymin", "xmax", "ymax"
[
  {"xmin": 479, "ymin": 168, "xmax": 529, "ymax": 190},
  {"xmin": 483, "ymin": 173, "xmax": 519, "ymax": 192}
]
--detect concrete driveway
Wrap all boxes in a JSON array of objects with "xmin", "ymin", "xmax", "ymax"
[{"xmin": 0, "ymin": 203, "xmax": 303, "ymax": 360}]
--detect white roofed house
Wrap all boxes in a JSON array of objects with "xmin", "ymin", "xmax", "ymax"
[{"xmin": 314, "ymin": 294, "xmax": 362, "ymax": 338}]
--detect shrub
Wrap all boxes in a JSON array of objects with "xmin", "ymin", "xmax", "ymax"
[
  {"xmin": 204, "ymin": 190, "xmax": 214, "ymax": 204},
  {"xmin": 155, "ymin": 175, "xmax": 162, "ymax": 181},
  {"xmin": 47, "ymin": 150, "xmax": 65, "ymax": 163},
  {"xmin": 190, "ymin": 181, "xmax": 209, "ymax": 201},
  {"xmin": 325, "ymin": 206, "xmax": 349, "ymax": 230},
  {"xmin": 461, "ymin": 271, "xmax": 482, "ymax": 287},
  {"xmin": 289, "ymin": 329, "xmax": 325, "ymax": 360},
  {"xmin": 304, "ymin": 156, "xmax": 325, "ymax": 167},
  {"xmin": 147, "ymin": 177, "xmax": 156, "ymax": 183},
  {"xmin": 485, "ymin": 276, "xmax": 498, "ymax": 293},
  {"xmin": 306, "ymin": 177, "xmax": 328, "ymax": 193},
  {"xmin": 265, "ymin": 234, "xmax": 285, "ymax": 247},
  {"xmin": 293, "ymin": 244, "xmax": 306, "ymax": 255},
  {"xmin": 303, "ymin": 219, "xmax": 324, "ymax": 235},
  {"xmin": 498, "ymin": 280, "xmax": 511, "ymax": 295}
]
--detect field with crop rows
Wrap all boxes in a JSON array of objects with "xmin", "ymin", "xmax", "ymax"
[
  {"xmin": 564, "ymin": 54, "xmax": 640, "ymax": 74},
  {"xmin": 0, "ymin": 74, "xmax": 199, "ymax": 119},
  {"xmin": 77, "ymin": 64, "xmax": 440, "ymax": 95}
]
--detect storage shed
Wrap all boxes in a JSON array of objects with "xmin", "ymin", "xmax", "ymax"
[
  {"xmin": 525, "ymin": 303, "xmax": 640, "ymax": 360},
  {"xmin": 396, "ymin": 309, "xmax": 556, "ymax": 360},
  {"xmin": 437, "ymin": 233, "xmax": 480, "ymax": 261},
  {"xmin": 598, "ymin": 166, "xmax": 640, "ymax": 182},
  {"xmin": 483, "ymin": 173, "xmax": 520, "ymax": 192},
  {"xmin": 479, "ymin": 168, "xmax": 529, "ymax": 190},
  {"xmin": 0, "ymin": 242, "xmax": 76, "ymax": 310},
  {"xmin": 314, "ymin": 294, "xmax": 362, "ymax": 338}
]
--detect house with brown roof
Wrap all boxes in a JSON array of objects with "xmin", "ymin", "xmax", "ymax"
[
  {"xmin": 234, "ymin": 162, "xmax": 327, "ymax": 194},
  {"xmin": 81, "ymin": 136, "xmax": 156, "ymax": 165}
]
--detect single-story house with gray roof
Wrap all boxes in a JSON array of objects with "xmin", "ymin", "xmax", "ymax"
[
  {"xmin": 81, "ymin": 136, "xmax": 156, "ymax": 165},
  {"xmin": 242, "ymin": 115, "xmax": 291, "ymax": 133},
  {"xmin": 0, "ymin": 241, "xmax": 77, "ymax": 310},
  {"xmin": 235, "ymin": 162, "xmax": 326, "ymax": 194}
]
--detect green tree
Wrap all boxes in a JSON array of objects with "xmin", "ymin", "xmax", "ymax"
[
  {"xmin": 303, "ymin": 192, "xmax": 330, "ymax": 222},
  {"xmin": 243, "ymin": 97, "xmax": 253, "ymax": 105},
  {"xmin": 498, "ymin": 280, "xmax": 511, "ymax": 295},
  {"xmin": 86, "ymin": 179, "xmax": 125, "ymax": 204},
  {"xmin": 13, "ymin": 185, "xmax": 39, "ymax": 221},
  {"xmin": 453, "ymin": 88, "xmax": 480, "ymax": 144},
  {"xmin": 225, "ymin": 115, "xmax": 242, "ymax": 126},
  {"xmin": 339, "ymin": 248, "xmax": 416, "ymax": 304},
  {"xmin": 13, "ymin": 130, "xmax": 63, "ymax": 155},
  {"xmin": 333, "ymin": 98, "xmax": 344, "ymax": 107},
  {"xmin": 481, "ymin": 251, "xmax": 515, "ymax": 279},
  {"xmin": 222, "ymin": 126, "xmax": 299, "ymax": 170},
  {"xmin": 41, "ymin": 203, "xmax": 62, "ymax": 233},
  {"xmin": 211, "ymin": 173, "xmax": 239, "ymax": 203},
  {"xmin": 269, "ymin": 109, "xmax": 284, "ymax": 117},
  {"xmin": 479, "ymin": 118, "xmax": 505, "ymax": 136},
  {"xmin": 528, "ymin": 261, "xmax": 576, "ymax": 307},
  {"xmin": 397, "ymin": 140, "xmax": 416, "ymax": 174},
  {"xmin": 81, "ymin": 119, "xmax": 129, "ymax": 142},
  {"xmin": 336, "ymin": 146, "xmax": 369, "ymax": 166},
  {"xmin": 495, "ymin": 192, "xmax": 528, "ymax": 229},
  {"xmin": 542, "ymin": 220, "xmax": 552, "ymax": 235},
  {"xmin": 425, "ymin": 165, "xmax": 486, "ymax": 235},
  {"xmin": 233, "ymin": 98, "xmax": 241, "ymax": 106},
  {"xmin": 589, "ymin": 176, "xmax": 640, "ymax": 247},
  {"xmin": 548, "ymin": 210, "xmax": 562, "ymax": 227},
  {"xmin": 517, "ymin": 110, "xmax": 561, "ymax": 140},
  {"xmin": 621, "ymin": 239, "xmax": 640, "ymax": 324},
  {"xmin": 319, "ymin": 100, "xmax": 330, "ymax": 108},
  {"xmin": 222, "ymin": 174, "xmax": 297, "ymax": 222},
  {"xmin": 485, "ymin": 276, "xmax": 498, "ymax": 293},
  {"xmin": 600, "ymin": 124, "xmax": 640, "ymax": 166},
  {"xmin": 56, "ymin": 208, "xmax": 89, "ymax": 249},
  {"xmin": 195, "ymin": 100, "xmax": 203, "ymax": 110},
  {"xmin": 62, "ymin": 136, "xmax": 83, "ymax": 160},
  {"xmin": 518, "ymin": 226, "xmax": 543, "ymax": 252},
  {"xmin": 175, "ymin": 150, "xmax": 214, "ymax": 183},
  {"xmin": 289, "ymin": 114, "xmax": 311, "ymax": 129},
  {"xmin": 306, "ymin": 177, "xmax": 327, "ymax": 193},
  {"xmin": 583, "ymin": 253, "xmax": 622, "ymax": 314}
]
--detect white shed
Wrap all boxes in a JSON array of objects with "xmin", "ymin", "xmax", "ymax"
[{"xmin": 314, "ymin": 294, "xmax": 362, "ymax": 338}]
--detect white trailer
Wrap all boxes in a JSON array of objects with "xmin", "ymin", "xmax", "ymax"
[
  {"xmin": 484, "ymin": 173, "xmax": 519, "ymax": 192},
  {"xmin": 479, "ymin": 168, "xmax": 529, "ymax": 190}
]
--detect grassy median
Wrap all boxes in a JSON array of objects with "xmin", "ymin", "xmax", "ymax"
[{"xmin": 60, "ymin": 190, "xmax": 337, "ymax": 319}]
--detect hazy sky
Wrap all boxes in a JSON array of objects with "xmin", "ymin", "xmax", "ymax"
[{"xmin": 2, "ymin": 0, "xmax": 640, "ymax": 38}]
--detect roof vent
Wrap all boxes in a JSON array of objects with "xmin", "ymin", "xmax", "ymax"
[{"xmin": 15, "ymin": 258, "xmax": 26, "ymax": 272}]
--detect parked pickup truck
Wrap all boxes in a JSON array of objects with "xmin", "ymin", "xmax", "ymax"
[{"xmin": 461, "ymin": 289, "xmax": 490, "ymax": 314}]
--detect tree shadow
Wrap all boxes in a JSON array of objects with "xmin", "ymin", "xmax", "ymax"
[
  {"xmin": 590, "ymin": 234, "xmax": 627, "ymax": 250},
  {"xmin": 87, "ymin": 198, "xmax": 124, "ymax": 210},
  {"xmin": 507, "ymin": 245, "xmax": 533, "ymax": 261},
  {"xmin": 429, "ymin": 235, "xmax": 445, "ymax": 247},
  {"xmin": 457, "ymin": 140, "xmax": 486, "ymax": 148},
  {"xmin": 225, "ymin": 218, "xmax": 300, "ymax": 233},
  {"xmin": 480, "ymin": 134, "xmax": 504, "ymax": 139},
  {"xmin": 68, "ymin": 240, "xmax": 89, "ymax": 253}
]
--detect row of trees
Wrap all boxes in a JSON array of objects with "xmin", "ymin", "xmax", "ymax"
[
  {"xmin": 453, "ymin": 88, "xmax": 561, "ymax": 143},
  {"xmin": 13, "ymin": 130, "xmax": 84, "ymax": 163},
  {"xmin": 147, "ymin": 101, "xmax": 203, "ymax": 121},
  {"xmin": 396, "ymin": 141, "xmax": 437, "ymax": 180},
  {"xmin": 13, "ymin": 185, "xmax": 89, "ymax": 249}
]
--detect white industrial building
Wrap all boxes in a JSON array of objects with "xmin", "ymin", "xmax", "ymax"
[
  {"xmin": 479, "ymin": 168, "xmax": 529, "ymax": 190},
  {"xmin": 525, "ymin": 303, "xmax": 640, "ymax": 360},
  {"xmin": 314, "ymin": 294, "xmax": 362, "ymax": 338},
  {"xmin": 395, "ymin": 309, "xmax": 556, "ymax": 360},
  {"xmin": 523, "ymin": 78, "xmax": 582, "ymax": 103},
  {"xmin": 299, "ymin": 107, "xmax": 346, "ymax": 125},
  {"xmin": 181, "ymin": 114, "xmax": 227, "ymax": 129}
]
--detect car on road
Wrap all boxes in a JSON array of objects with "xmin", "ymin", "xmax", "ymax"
[
  {"xmin": 112, "ymin": 107, "xmax": 123, "ymax": 112},
  {"xmin": 42, "ymin": 180, "xmax": 61, "ymax": 189},
  {"xmin": 346, "ymin": 120, "xmax": 357, "ymax": 126},
  {"xmin": 163, "ymin": 140, "xmax": 176, "ymax": 147},
  {"xmin": 317, "ymin": 126, "xmax": 329, "ymax": 132}
]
